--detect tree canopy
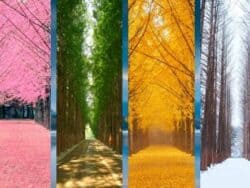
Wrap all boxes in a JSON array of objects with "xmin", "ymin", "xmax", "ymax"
[{"xmin": 0, "ymin": 0, "xmax": 50, "ymax": 104}]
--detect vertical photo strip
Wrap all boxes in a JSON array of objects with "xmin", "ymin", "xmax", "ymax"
[
  {"xmin": 200, "ymin": 0, "xmax": 250, "ymax": 187},
  {"xmin": 128, "ymin": 0, "xmax": 195, "ymax": 187},
  {"xmin": 56, "ymin": 0, "xmax": 123, "ymax": 187},
  {"xmin": 0, "ymin": 0, "xmax": 51, "ymax": 187}
]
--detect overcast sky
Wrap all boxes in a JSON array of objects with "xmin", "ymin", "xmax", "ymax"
[{"xmin": 225, "ymin": 0, "xmax": 247, "ymax": 128}]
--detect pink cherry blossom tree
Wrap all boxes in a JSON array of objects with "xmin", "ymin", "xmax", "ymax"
[{"xmin": 0, "ymin": 0, "xmax": 50, "ymax": 105}]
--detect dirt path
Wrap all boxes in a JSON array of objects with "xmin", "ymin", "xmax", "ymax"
[
  {"xmin": 129, "ymin": 145, "xmax": 195, "ymax": 188},
  {"xmin": 57, "ymin": 140, "xmax": 122, "ymax": 188},
  {"xmin": 0, "ymin": 120, "xmax": 50, "ymax": 188}
]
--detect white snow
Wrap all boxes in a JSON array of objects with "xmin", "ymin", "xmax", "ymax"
[{"xmin": 201, "ymin": 158, "xmax": 250, "ymax": 188}]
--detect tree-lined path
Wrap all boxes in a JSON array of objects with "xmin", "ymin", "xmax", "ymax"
[
  {"xmin": 57, "ymin": 0, "xmax": 122, "ymax": 187},
  {"xmin": 0, "ymin": 1, "xmax": 51, "ymax": 187},
  {"xmin": 200, "ymin": 0, "xmax": 250, "ymax": 187},
  {"xmin": 0, "ymin": 120, "xmax": 50, "ymax": 187},
  {"xmin": 128, "ymin": 0, "xmax": 195, "ymax": 187}
]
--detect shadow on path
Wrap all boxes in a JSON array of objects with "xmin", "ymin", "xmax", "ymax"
[{"xmin": 57, "ymin": 140, "xmax": 122, "ymax": 188}]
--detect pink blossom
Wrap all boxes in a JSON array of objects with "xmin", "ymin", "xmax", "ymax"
[{"xmin": 0, "ymin": 0, "xmax": 50, "ymax": 104}]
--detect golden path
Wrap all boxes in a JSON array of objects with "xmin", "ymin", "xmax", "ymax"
[{"xmin": 129, "ymin": 146, "xmax": 195, "ymax": 188}]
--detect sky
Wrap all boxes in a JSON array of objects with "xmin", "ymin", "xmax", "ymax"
[
  {"xmin": 225, "ymin": 0, "xmax": 247, "ymax": 128},
  {"xmin": 85, "ymin": 0, "xmax": 95, "ymax": 107}
]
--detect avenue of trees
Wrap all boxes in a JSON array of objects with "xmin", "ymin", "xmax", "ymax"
[
  {"xmin": 57, "ymin": 0, "xmax": 122, "ymax": 155},
  {"xmin": 200, "ymin": 0, "xmax": 235, "ymax": 170},
  {"xmin": 128, "ymin": 0, "xmax": 194, "ymax": 155},
  {"xmin": 0, "ymin": 0, "xmax": 50, "ymax": 127},
  {"xmin": 201, "ymin": 0, "xmax": 250, "ymax": 170}
]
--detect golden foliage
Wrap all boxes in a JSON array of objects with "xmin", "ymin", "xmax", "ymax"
[{"xmin": 129, "ymin": 0, "xmax": 194, "ymax": 131}]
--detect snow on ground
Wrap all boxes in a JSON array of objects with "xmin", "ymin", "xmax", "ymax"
[
  {"xmin": 0, "ymin": 120, "xmax": 50, "ymax": 188},
  {"xmin": 201, "ymin": 158, "xmax": 250, "ymax": 188}
]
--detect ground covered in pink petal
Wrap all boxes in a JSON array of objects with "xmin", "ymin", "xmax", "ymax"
[{"xmin": 0, "ymin": 120, "xmax": 50, "ymax": 188}]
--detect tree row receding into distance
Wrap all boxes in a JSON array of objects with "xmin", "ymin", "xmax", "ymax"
[{"xmin": 57, "ymin": 0, "xmax": 122, "ymax": 155}]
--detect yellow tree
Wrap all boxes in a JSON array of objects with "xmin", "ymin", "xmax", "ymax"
[{"xmin": 128, "ymin": 1, "xmax": 195, "ymax": 187}]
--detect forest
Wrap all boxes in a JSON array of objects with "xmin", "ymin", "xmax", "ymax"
[{"xmin": 57, "ymin": 0, "xmax": 122, "ymax": 155}]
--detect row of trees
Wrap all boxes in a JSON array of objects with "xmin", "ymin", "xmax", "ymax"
[
  {"xmin": 129, "ymin": 116, "xmax": 194, "ymax": 154},
  {"xmin": 0, "ymin": 0, "xmax": 50, "ymax": 127},
  {"xmin": 57, "ymin": 0, "xmax": 88, "ymax": 155},
  {"xmin": 0, "ymin": 99, "xmax": 49, "ymax": 126},
  {"xmin": 128, "ymin": 0, "xmax": 194, "ymax": 155},
  {"xmin": 91, "ymin": 0, "xmax": 122, "ymax": 153},
  {"xmin": 0, "ymin": 103, "xmax": 34, "ymax": 119},
  {"xmin": 57, "ymin": 0, "xmax": 122, "ymax": 155},
  {"xmin": 200, "ymin": 0, "xmax": 232, "ymax": 170}
]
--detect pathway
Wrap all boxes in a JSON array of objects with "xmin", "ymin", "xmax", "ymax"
[
  {"xmin": 57, "ymin": 140, "xmax": 122, "ymax": 188},
  {"xmin": 129, "ymin": 145, "xmax": 195, "ymax": 188},
  {"xmin": 0, "ymin": 120, "xmax": 50, "ymax": 188},
  {"xmin": 201, "ymin": 158, "xmax": 250, "ymax": 188}
]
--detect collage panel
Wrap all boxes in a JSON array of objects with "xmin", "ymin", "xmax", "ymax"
[
  {"xmin": 200, "ymin": 0, "xmax": 250, "ymax": 187},
  {"xmin": 128, "ymin": 0, "xmax": 195, "ymax": 187},
  {"xmin": 56, "ymin": 0, "xmax": 123, "ymax": 187},
  {"xmin": 0, "ymin": 0, "xmax": 51, "ymax": 187}
]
